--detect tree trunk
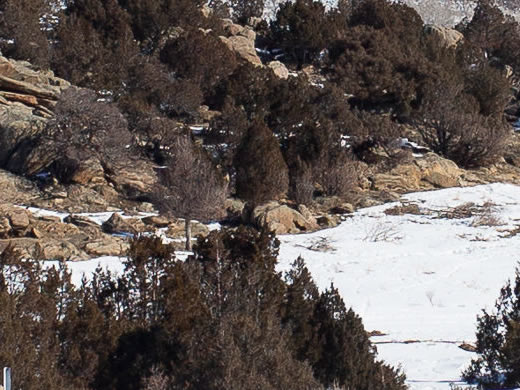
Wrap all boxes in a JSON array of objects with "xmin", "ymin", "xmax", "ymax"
[{"xmin": 185, "ymin": 219, "xmax": 192, "ymax": 251}]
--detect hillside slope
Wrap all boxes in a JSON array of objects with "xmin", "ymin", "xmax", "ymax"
[{"xmin": 276, "ymin": 183, "xmax": 520, "ymax": 389}]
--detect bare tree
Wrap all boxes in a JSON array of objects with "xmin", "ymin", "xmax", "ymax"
[{"xmin": 152, "ymin": 134, "xmax": 227, "ymax": 251}]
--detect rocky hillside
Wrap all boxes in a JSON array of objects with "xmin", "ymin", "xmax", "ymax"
[{"xmin": 0, "ymin": 53, "xmax": 519, "ymax": 261}]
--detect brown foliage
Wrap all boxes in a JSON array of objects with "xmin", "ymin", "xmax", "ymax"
[
  {"xmin": 0, "ymin": 228, "xmax": 407, "ymax": 390},
  {"xmin": 0, "ymin": 0, "xmax": 50, "ymax": 67},
  {"xmin": 234, "ymin": 121, "xmax": 289, "ymax": 204},
  {"xmin": 44, "ymin": 88, "xmax": 132, "ymax": 182},
  {"xmin": 51, "ymin": 0, "xmax": 138, "ymax": 90},
  {"xmin": 152, "ymin": 133, "xmax": 227, "ymax": 249},
  {"xmin": 415, "ymin": 82, "xmax": 510, "ymax": 168},
  {"xmin": 160, "ymin": 29, "xmax": 238, "ymax": 95}
]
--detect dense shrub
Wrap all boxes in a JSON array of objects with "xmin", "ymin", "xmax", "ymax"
[
  {"xmin": 43, "ymin": 88, "xmax": 133, "ymax": 182},
  {"xmin": 116, "ymin": 0, "xmax": 206, "ymax": 47},
  {"xmin": 119, "ymin": 55, "xmax": 203, "ymax": 122},
  {"xmin": 0, "ymin": 230, "xmax": 407, "ymax": 390},
  {"xmin": 159, "ymin": 29, "xmax": 238, "ymax": 96},
  {"xmin": 0, "ymin": 0, "xmax": 50, "ymax": 67},
  {"xmin": 327, "ymin": 25, "xmax": 431, "ymax": 114},
  {"xmin": 463, "ymin": 265, "xmax": 520, "ymax": 388},
  {"xmin": 227, "ymin": 0, "xmax": 264, "ymax": 24},
  {"xmin": 51, "ymin": 0, "xmax": 138, "ymax": 90},
  {"xmin": 414, "ymin": 82, "xmax": 510, "ymax": 168},
  {"xmin": 270, "ymin": 0, "xmax": 332, "ymax": 66},
  {"xmin": 464, "ymin": 62, "xmax": 512, "ymax": 117},
  {"xmin": 460, "ymin": 0, "xmax": 520, "ymax": 71},
  {"xmin": 234, "ymin": 121, "xmax": 289, "ymax": 204}
]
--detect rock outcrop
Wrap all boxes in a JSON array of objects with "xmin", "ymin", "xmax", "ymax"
[
  {"xmin": 371, "ymin": 153, "xmax": 463, "ymax": 193},
  {"xmin": 102, "ymin": 212, "xmax": 146, "ymax": 235},
  {"xmin": 0, "ymin": 204, "xmax": 132, "ymax": 260},
  {"xmin": 0, "ymin": 56, "xmax": 71, "ymax": 175},
  {"xmin": 268, "ymin": 61, "xmax": 289, "ymax": 79},
  {"xmin": 249, "ymin": 202, "xmax": 319, "ymax": 234},
  {"xmin": 219, "ymin": 19, "xmax": 262, "ymax": 66},
  {"xmin": 423, "ymin": 25, "xmax": 464, "ymax": 48}
]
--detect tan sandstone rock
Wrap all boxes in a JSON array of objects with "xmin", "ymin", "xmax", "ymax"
[
  {"xmin": 268, "ymin": 61, "xmax": 289, "ymax": 79},
  {"xmin": 423, "ymin": 25, "xmax": 464, "ymax": 48},
  {"xmin": 251, "ymin": 202, "xmax": 319, "ymax": 234}
]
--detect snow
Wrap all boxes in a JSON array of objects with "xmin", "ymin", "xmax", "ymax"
[
  {"xmin": 277, "ymin": 183, "xmax": 520, "ymax": 389},
  {"xmin": 51, "ymin": 183, "xmax": 520, "ymax": 389},
  {"xmin": 46, "ymin": 256, "xmax": 126, "ymax": 286}
]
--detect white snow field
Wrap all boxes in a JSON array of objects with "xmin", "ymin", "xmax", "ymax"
[
  {"xmin": 277, "ymin": 183, "xmax": 520, "ymax": 389},
  {"xmin": 57, "ymin": 183, "xmax": 520, "ymax": 389}
]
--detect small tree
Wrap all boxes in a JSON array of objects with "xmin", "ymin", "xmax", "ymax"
[
  {"xmin": 463, "ymin": 265, "xmax": 520, "ymax": 388},
  {"xmin": 0, "ymin": 0, "xmax": 50, "ymax": 67},
  {"xmin": 233, "ymin": 121, "xmax": 289, "ymax": 205},
  {"xmin": 152, "ymin": 134, "xmax": 227, "ymax": 251},
  {"xmin": 270, "ymin": 0, "xmax": 330, "ymax": 66}
]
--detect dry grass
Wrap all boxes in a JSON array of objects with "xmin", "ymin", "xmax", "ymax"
[
  {"xmin": 305, "ymin": 237, "xmax": 336, "ymax": 252},
  {"xmin": 470, "ymin": 202, "xmax": 503, "ymax": 227},
  {"xmin": 384, "ymin": 202, "xmax": 423, "ymax": 216},
  {"xmin": 433, "ymin": 201, "xmax": 503, "ymax": 227},
  {"xmin": 363, "ymin": 220, "xmax": 402, "ymax": 242}
]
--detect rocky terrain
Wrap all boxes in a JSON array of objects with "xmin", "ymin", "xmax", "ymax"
[{"xmin": 0, "ymin": 50, "xmax": 520, "ymax": 261}]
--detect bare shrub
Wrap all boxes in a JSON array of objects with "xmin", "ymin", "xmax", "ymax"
[
  {"xmin": 312, "ymin": 152, "xmax": 362, "ymax": 198},
  {"xmin": 435, "ymin": 202, "xmax": 478, "ymax": 219},
  {"xmin": 152, "ymin": 133, "xmax": 228, "ymax": 250},
  {"xmin": 470, "ymin": 203, "xmax": 504, "ymax": 227},
  {"xmin": 289, "ymin": 158, "xmax": 314, "ymax": 205},
  {"xmin": 304, "ymin": 237, "xmax": 336, "ymax": 252},
  {"xmin": 43, "ymin": 88, "xmax": 132, "ymax": 182},
  {"xmin": 142, "ymin": 366, "xmax": 171, "ymax": 390},
  {"xmin": 363, "ymin": 219, "xmax": 402, "ymax": 242},
  {"xmin": 415, "ymin": 82, "xmax": 511, "ymax": 168}
]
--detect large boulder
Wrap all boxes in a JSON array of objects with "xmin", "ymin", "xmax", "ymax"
[
  {"xmin": 106, "ymin": 160, "xmax": 157, "ymax": 196},
  {"xmin": 70, "ymin": 158, "xmax": 106, "ymax": 186},
  {"xmin": 0, "ymin": 56, "xmax": 70, "ymax": 175},
  {"xmin": 84, "ymin": 238, "xmax": 129, "ymax": 257},
  {"xmin": 102, "ymin": 212, "xmax": 146, "ymax": 235},
  {"xmin": 0, "ymin": 204, "xmax": 31, "ymax": 236},
  {"xmin": 268, "ymin": 61, "xmax": 289, "ymax": 79},
  {"xmin": 0, "ymin": 237, "xmax": 87, "ymax": 261},
  {"xmin": 219, "ymin": 19, "xmax": 261, "ymax": 66},
  {"xmin": 423, "ymin": 25, "xmax": 463, "ymax": 48},
  {"xmin": 416, "ymin": 153, "xmax": 463, "ymax": 188},
  {"xmin": 371, "ymin": 153, "xmax": 463, "ymax": 192},
  {"xmin": 220, "ymin": 35, "xmax": 262, "ymax": 66},
  {"xmin": 250, "ymin": 202, "xmax": 319, "ymax": 234},
  {"xmin": 0, "ymin": 169, "xmax": 41, "ymax": 204}
]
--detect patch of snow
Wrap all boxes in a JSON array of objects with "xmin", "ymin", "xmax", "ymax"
[{"xmin": 277, "ymin": 183, "xmax": 520, "ymax": 389}]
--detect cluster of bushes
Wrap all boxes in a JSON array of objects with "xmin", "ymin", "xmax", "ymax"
[
  {"xmin": 0, "ymin": 230, "xmax": 406, "ymax": 390},
  {"xmin": 0, "ymin": 0, "xmax": 518, "ymax": 208}
]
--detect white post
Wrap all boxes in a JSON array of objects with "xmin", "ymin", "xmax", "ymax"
[{"xmin": 3, "ymin": 367, "xmax": 10, "ymax": 390}]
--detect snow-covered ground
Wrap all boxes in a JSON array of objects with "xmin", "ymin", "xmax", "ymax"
[
  {"xmin": 277, "ymin": 183, "xmax": 520, "ymax": 389},
  {"xmin": 56, "ymin": 183, "xmax": 520, "ymax": 389}
]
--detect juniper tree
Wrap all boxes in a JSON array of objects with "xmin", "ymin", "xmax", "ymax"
[
  {"xmin": 463, "ymin": 265, "xmax": 520, "ymax": 388},
  {"xmin": 233, "ymin": 121, "xmax": 289, "ymax": 205}
]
